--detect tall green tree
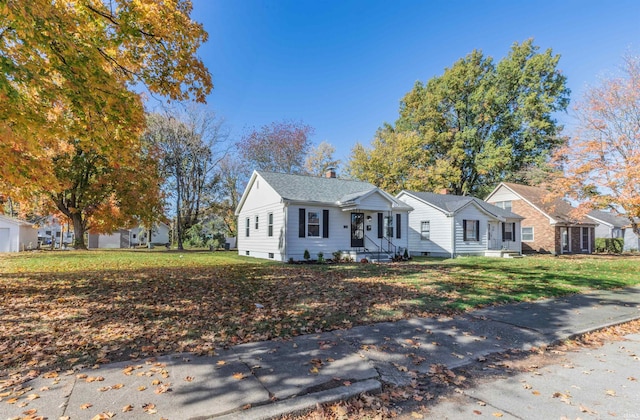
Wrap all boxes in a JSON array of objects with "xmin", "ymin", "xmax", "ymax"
[{"xmin": 348, "ymin": 39, "xmax": 570, "ymax": 196}]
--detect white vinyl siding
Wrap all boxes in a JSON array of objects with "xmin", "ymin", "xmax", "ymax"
[
  {"xmin": 397, "ymin": 194, "xmax": 452, "ymax": 257},
  {"xmin": 486, "ymin": 186, "xmax": 520, "ymax": 203},
  {"xmin": 454, "ymin": 206, "xmax": 490, "ymax": 255},
  {"xmin": 237, "ymin": 174, "xmax": 287, "ymax": 260}
]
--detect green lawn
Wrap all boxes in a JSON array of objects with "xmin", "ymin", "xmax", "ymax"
[{"xmin": 1, "ymin": 250, "xmax": 639, "ymax": 375}]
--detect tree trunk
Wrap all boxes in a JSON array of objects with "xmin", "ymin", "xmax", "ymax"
[{"xmin": 71, "ymin": 212, "xmax": 87, "ymax": 249}]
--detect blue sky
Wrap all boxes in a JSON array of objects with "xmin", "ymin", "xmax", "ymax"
[{"xmin": 188, "ymin": 0, "xmax": 640, "ymax": 166}]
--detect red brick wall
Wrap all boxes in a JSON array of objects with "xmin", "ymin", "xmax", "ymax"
[{"xmin": 510, "ymin": 199, "xmax": 556, "ymax": 254}]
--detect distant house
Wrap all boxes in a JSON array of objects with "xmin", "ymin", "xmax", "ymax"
[
  {"xmin": 396, "ymin": 191, "xmax": 523, "ymax": 258},
  {"xmin": 587, "ymin": 210, "xmax": 640, "ymax": 252},
  {"xmin": 0, "ymin": 214, "xmax": 38, "ymax": 252},
  {"xmin": 36, "ymin": 216, "xmax": 74, "ymax": 247},
  {"xmin": 485, "ymin": 182, "xmax": 596, "ymax": 255},
  {"xmin": 87, "ymin": 222, "xmax": 170, "ymax": 249},
  {"xmin": 235, "ymin": 170, "xmax": 412, "ymax": 262}
]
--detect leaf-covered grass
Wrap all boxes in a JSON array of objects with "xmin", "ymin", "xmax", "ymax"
[{"xmin": 1, "ymin": 250, "xmax": 639, "ymax": 376}]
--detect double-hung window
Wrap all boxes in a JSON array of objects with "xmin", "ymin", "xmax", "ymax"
[
  {"xmin": 521, "ymin": 227, "xmax": 534, "ymax": 242},
  {"xmin": 245, "ymin": 218, "xmax": 250, "ymax": 237},
  {"xmin": 255, "ymin": 215, "xmax": 259, "ymax": 230},
  {"xmin": 420, "ymin": 221, "xmax": 430, "ymax": 240},
  {"xmin": 268, "ymin": 213, "xmax": 273, "ymax": 237},
  {"xmin": 307, "ymin": 211, "xmax": 320, "ymax": 237},
  {"xmin": 463, "ymin": 220, "xmax": 480, "ymax": 241}
]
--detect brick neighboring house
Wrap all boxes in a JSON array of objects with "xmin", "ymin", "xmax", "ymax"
[{"xmin": 485, "ymin": 182, "xmax": 596, "ymax": 255}]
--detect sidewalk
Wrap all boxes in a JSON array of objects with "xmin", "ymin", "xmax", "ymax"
[{"xmin": 2, "ymin": 286, "xmax": 640, "ymax": 419}]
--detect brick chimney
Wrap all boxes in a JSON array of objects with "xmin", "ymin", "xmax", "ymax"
[{"xmin": 325, "ymin": 168, "xmax": 337, "ymax": 178}]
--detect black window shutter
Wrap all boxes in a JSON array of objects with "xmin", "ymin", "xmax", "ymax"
[
  {"xmin": 322, "ymin": 210, "xmax": 329, "ymax": 238},
  {"xmin": 475, "ymin": 220, "xmax": 480, "ymax": 241},
  {"xmin": 298, "ymin": 208, "xmax": 306, "ymax": 238},
  {"xmin": 502, "ymin": 223, "xmax": 505, "ymax": 240},
  {"xmin": 396, "ymin": 214, "xmax": 401, "ymax": 239},
  {"xmin": 377, "ymin": 213, "xmax": 383, "ymax": 238},
  {"xmin": 512, "ymin": 223, "xmax": 516, "ymax": 241},
  {"xmin": 463, "ymin": 220, "xmax": 467, "ymax": 241}
]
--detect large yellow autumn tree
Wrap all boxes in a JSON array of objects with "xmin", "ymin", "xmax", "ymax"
[
  {"xmin": 0, "ymin": 0, "xmax": 212, "ymax": 248},
  {"xmin": 555, "ymin": 55, "xmax": 640, "ymax": 236}
]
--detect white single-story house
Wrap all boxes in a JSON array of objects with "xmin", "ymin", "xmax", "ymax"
[
  {"xmin": 235, "ymin": 170, "xmax": 413, "ymax": 262},
  {"xmin": 88, "ymin": 222, "xmax": 170, "ymax": 249},
  {"xmin": 130, "ymin": 222, "xmax": 170, "ymax": 246},
  {"xmin": 396, "ymin": 191, "xmax": 523, "ymax": 258},
  {"xmin": 0, "ymin": 214, "xmax": 39, "ymax": 252},
  {"xmin": 586, "ymin": 210, "xmax": 640, "ymax": 252}
]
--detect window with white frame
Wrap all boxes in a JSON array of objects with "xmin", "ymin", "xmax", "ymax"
[
  {"xmin": 420, "ymin": 221, "xmax": 430, "ymax": 240},
  {"xmin": 521, "ymin": 226, "xmax": 534, "ymax": 242},
  {"xmin": 268, "ymin": 213, "xmax": 273, "ymax": 237},
  {"xmin": 463, "ymin": 220, "xmax": 479, "ymax": 241},
  {"xmin": 494, "ymin": 201, "xmax": 512, "ymax": 211},
  {"xmin": 255, "ymin": 215, "xmax": 259, "ymax": 230},
  {"xmin": 307, "ymin": 211, "xmax": 320, "ymax": 237},
  {"xmin": 245, "ymin": 218, "xmax": 250, "ymax": 237}
]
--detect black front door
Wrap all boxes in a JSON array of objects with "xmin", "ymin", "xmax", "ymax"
[{"xmin": 351, "ymin": 212, "xmax": 364, "ymax": 247}]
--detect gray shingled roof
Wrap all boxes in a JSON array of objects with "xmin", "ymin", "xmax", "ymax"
[
  {"xmin": 588, "ymin": 210, "xmax": 629, "ymax": 228},
  {"xmin": 404, "ymin": 191, "xmax": 523, "ymax": 219},
  {"xmin": 258, "ymin": 171, "xmax": 377, "ymax": 203}
]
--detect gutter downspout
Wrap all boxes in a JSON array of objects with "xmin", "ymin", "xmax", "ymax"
[
  {"xmin": 450, "ymin": 214, "xmax": 456, "ymax": 258},
  {"xmin": 283, "ymin": 200, "xmax": 288, "ymax": 262}
]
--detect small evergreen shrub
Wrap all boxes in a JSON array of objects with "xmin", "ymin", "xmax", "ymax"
[{"xmin": 595, "ymin": 238, "xmax": 624, "ymax": 253}]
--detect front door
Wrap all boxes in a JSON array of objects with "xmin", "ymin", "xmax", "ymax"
[
  {"xmin": 351, "ymin": 213, "xmax": 364, "ymax": 247},
  {"xmin": 488, "ymin": 222, "xmax": 499, "ymax": 249}
]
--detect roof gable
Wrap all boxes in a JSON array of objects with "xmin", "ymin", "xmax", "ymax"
[
  {"xmin": 398, "ymin": 190, "xmax": 522, "ymax": 220},
  {"xmin": 487, "ymin": 182, "xmax": 594, "ymax": 225},
  {"xmin": 587, "ymin": 210, "xmax": 629, "ymax": 228}
]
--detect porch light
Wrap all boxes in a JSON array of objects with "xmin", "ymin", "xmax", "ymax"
[{"xmin": 366, "ymin": 215, "xmax": 372, "ymax": 221}]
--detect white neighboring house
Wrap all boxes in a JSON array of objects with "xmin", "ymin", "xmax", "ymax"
[
  {"xmin": 87, "ymin": 222, "xmax": 170, "ymax": 249},
  {"xmin": 0, "ymin": 214, "xmax": 39, "ymax": 252},
  {"xmin": 396, "ymin": 191, "xmax": 523, "ymax": 258},
  {"xmin": 586, "ymin": 210, "xmax": 640, "ymax": 252},
  {"xmin": 130, "ymin": 222, "xmax": 170, "ymax": 246},
  {"xmin": 235, "ymin": 170, "xmax": 413, "ymax": 262},
  {"xmin": 36, "ymin": 216, "xmax": 74, "ymax": 247}
]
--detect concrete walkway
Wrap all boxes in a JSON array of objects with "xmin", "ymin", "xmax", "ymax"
[{"xmin": 2, "ymin": 286, "xmax": 640, "ymax": 419}]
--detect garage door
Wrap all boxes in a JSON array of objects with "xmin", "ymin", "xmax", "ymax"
[{"xmin": 0, "ymin": 228, "xmax": 10, "ymax": 252}]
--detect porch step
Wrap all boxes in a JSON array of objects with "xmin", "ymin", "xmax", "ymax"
[{"xmin": 484, "ymin": 250, "xmax": 522, "ymax": 258}]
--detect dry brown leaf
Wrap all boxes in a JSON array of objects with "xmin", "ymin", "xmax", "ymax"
[
  {"xmin": 605, "ymin": 389, "xmax": 616, "ymax": 396},
  {"xmin": 122, "ymin": 404, "xmax": 134, "ymax": 412},
  {"xmin": 80, "ymin": 402, "xmax": 93, "ymax": 409},
  {"xmin": 138, "ymin": 385, "xmax": 147, "ymax": 391},
  {"xmin": 232, "ymin": 372, "xmax": 245, "ymax": 380},
  {"xmin": 26, "ymin": 393, "xmax": 39, "ymax": 400},
  {"xmin": 493, "ymin": 413, "xmax": 504, "ymax": 418},
  {"xmin": 411, "ymin": 412, "xmax": 424, "ymax": 419}
]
